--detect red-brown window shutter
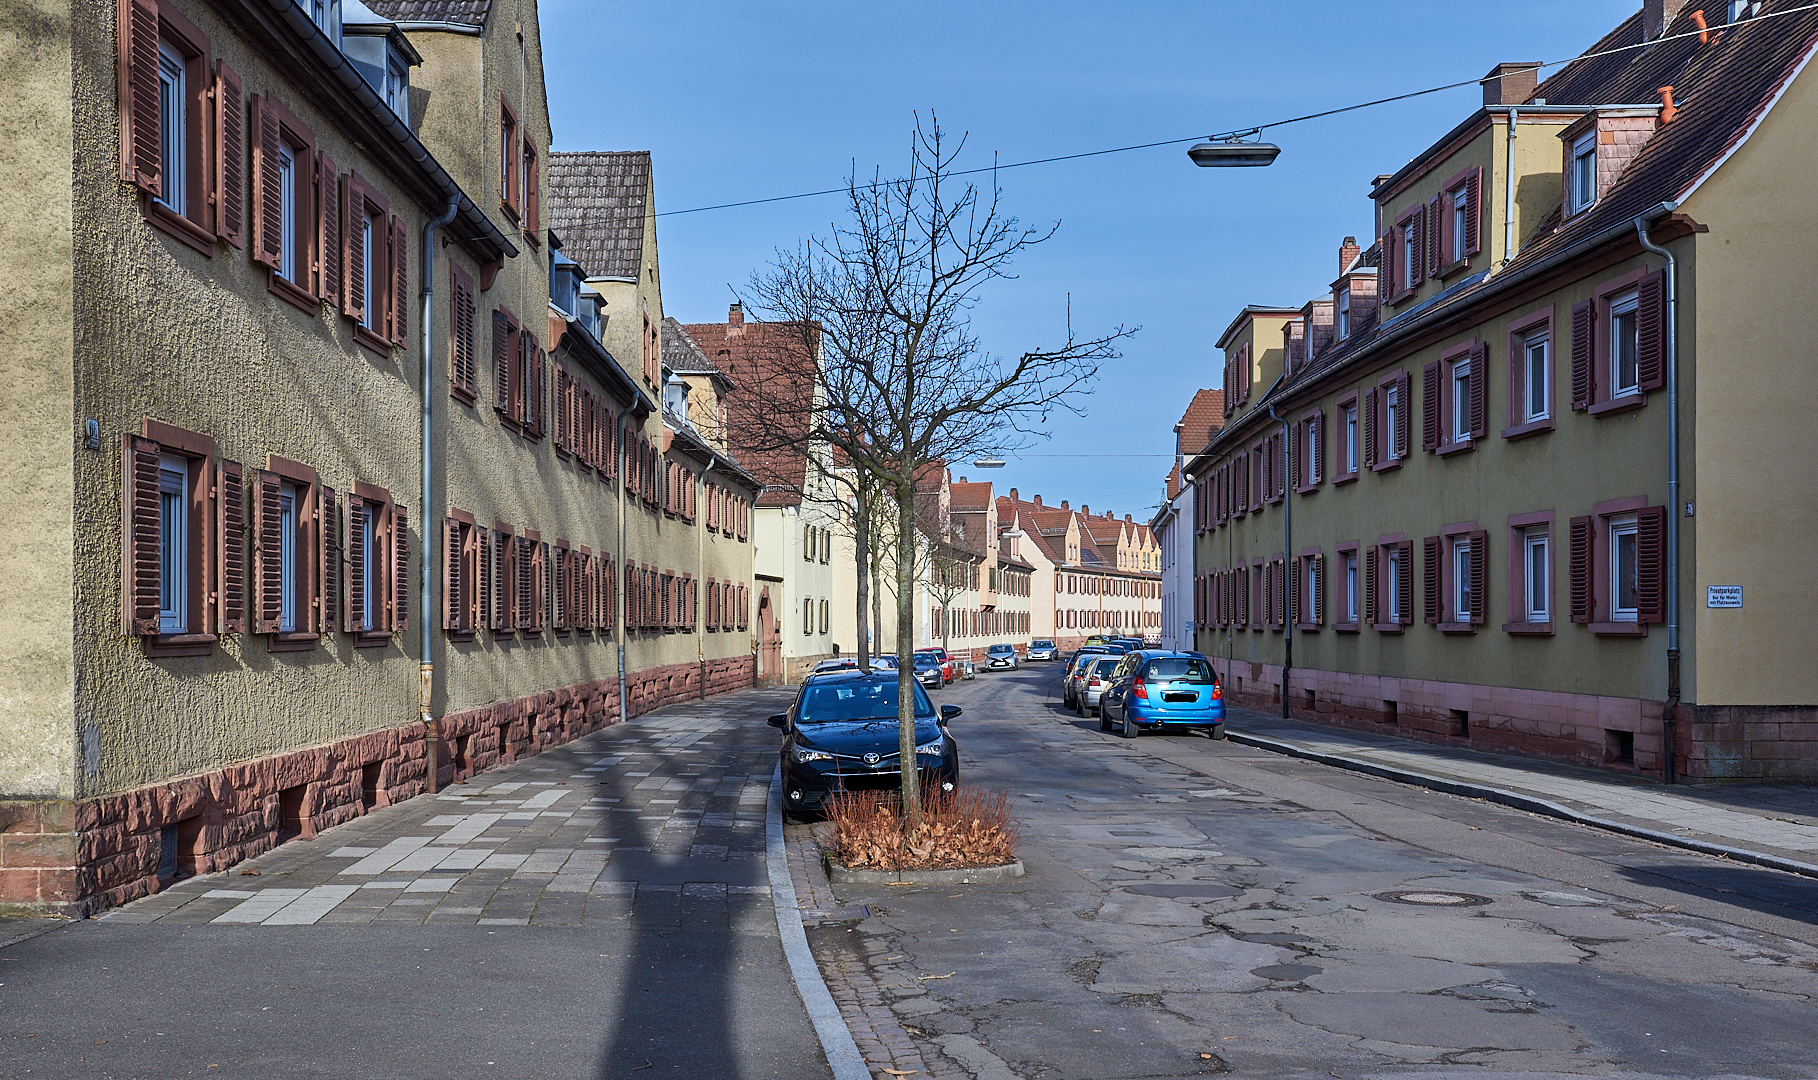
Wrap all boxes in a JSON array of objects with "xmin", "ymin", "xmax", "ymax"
[
  {"xmin": 1423, "ymin": 534, "xmax": 1441, "ymax": 624},
  {"xmin": 1426, "ymin": 195, "xmax": 1442, "ymax": 277},
  {"xmin": 1463, "ymin": 168, "xmax": 1482, "ymax": 256},
  {"xmin": 1378, "ymin": 229, "xmax": 1395, "ymax": 296},
  {"xmin": 250, "ymin": 96, "xmax": 282, "ymax": 271},
  {"xmin": 389, "ymin": 217, "xmax": 408, "ymax": 346},
  {"xmin": 319, "ymin": 486, "xmax": 338, "ymax": 631},
  {"xmin": 1396, "ymin": 541, "xmax": 1413, "ymax": 624},
  {"xmin": 1636, "ymin": 507, "xmax": 1666, "ymax": 623},
  {"xmin": 525, "ymin": 144, "xmax": 539, "ymax": 231},
  {"xmin": 1313, "ymin": 553, "xmax": 1326, "ymax": 626},
  {"xmin": 216, "ymin": 459, "xmax": 246, "ymax": 634},
  {"xmin": 339, "ymin": 175, "xmax": 362, "ymax": 320},
  {"xmin": 514, "ymin": 534, "xmax": 534, "ymax": 630},
  {"xmin": 316, "ymin": 153, "xmax": 340, "ymax": 304},
  {"xmin": 344, "ymin": 494, "xmax": 366, "ymax": 632},
  {"xmin": 1571, "ymin": 299, "xmax": 1595, "ymax": 410},
  {"xmin": 1468, "ymin": 529, "xmax": 1488, "ymax": 624},
  {"xmin": 1363, "ymin": 547, "xmax": 1378, "ymax": 625},
  {"xmin": 1394, "ymin": 374, "xmax": 1411, "ymax": 459},
  {"xmin": 252, "ymin": 469, "xmax": 283, "ymax": 633},
  {"xmin": 1468, "ymin": 343, "xmax": 1488, "ymax": 438},
  {"xmin": 391, "ymin": 503, "xmax": 408, "ymax": 633},
  {"xmin": 214, "ymin": 62, "xmax": 245, "ymax": 246},
  {"xmin": 1313, "ymin": 411, "xmax": 1327, "ymax": 483},
  {"xmin": 1637, "ymin": 270, "xmax": 1666, "ymax": 391},
  {"xmin": 1422, "ymin": 361, "xmax": 1441, "ymax": 451},
  {"xmin": 121, "ymin": 435, "xmax": 162, "ymax": 635},
  {"xmin": 450, "ymin": 266, "xmax": 477, "ymax": 400},
  {"xmin": 493, "ymin": 309, "xmax": 514, "ymax": 416},
  {"xmin": 1363, "ymin": 387, "xmax": 1378, "ymax": 467},
  {"xmin": 552, "ymin": 367, "xmax": 569, "ymax": 454},
  {"xmin": 442, "ymin": 517, "xmax": 461, "ymax": 631},
  {"xmin": 1569, "ymin": 515, "xmax": 1593, "ymax": 623},
  {"xmin": 530, "ymin": 343, "xmax": 547, "ymax": 437},
  {"xmin": 625, "ymin": 562, "xmax": 637, "ymax": 628},
  {"xmin": 119, "ymin": 0, "xmax": 162, "ymax": 196}
]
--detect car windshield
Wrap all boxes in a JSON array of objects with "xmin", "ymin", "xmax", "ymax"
[
  {"xmin": 798, "ymin": 680, "xmax": 934, "ymax": 723},
  {"xmin": 1034, "ymin": 641, "xmax": 1054, "ymax": 647},
  {"xmin": 914, "ymin": 656, "xmax": 939, "ymax": 669},
  {"xmin": 1085, "ymin": 658, "xmax": 1115, "ymax": 676},
  {"xmin": 1140, "ymin": 657, "xmax": 1217, "ymax": 685},
  {"xmin": 988, "ymin": 645, "xmax": 1013, "ymax": 653}
]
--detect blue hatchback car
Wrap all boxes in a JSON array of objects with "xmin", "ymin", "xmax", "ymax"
[{"xmin": 1097, "ymin": 650, "xmax": 1225, "ymax": 739}]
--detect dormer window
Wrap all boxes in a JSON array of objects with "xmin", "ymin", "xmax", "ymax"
[
  {"xmin": 308, "ymin": 0, "xmax": 341, "ymax": 43},
  {"xmin": 1569, "ymin": 133, "xmax": 1596, "ymax": 215},
  {"xmin": 1336, "ymin": 288, "xmax": 1351, "ymax": 339},
  {"xmin": 340, "ymin": 12, "xmax": 417, "ymax": 125}
]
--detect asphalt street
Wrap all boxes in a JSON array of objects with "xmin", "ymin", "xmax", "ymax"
[
  {"xmin": 0, "ymin": 690, "xmax": 829, "ymax": 1080},
  {"xmin": 809, "ymin": 663, "xmax": 1818, "ymax": 1080}
]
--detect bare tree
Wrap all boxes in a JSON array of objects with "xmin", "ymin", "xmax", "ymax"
[{"xmin": 736, "ymin": 117, "xmax": 1131, "ymax": 830}]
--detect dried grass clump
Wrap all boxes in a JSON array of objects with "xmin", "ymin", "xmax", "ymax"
[{"xmin": 825, "ymin": 786, "xmax": 1019, "ymax": 871}]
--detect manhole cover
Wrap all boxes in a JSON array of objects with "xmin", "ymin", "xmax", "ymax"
[{"xmin": 1374, "ymin": 889, "xmax": 1493, "ymax": 907}]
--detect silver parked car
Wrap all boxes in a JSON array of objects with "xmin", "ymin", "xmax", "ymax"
[
  {"xmin": 984, "ymin": 644, "xmax": 1019, "ymax": 671},
  {"xmin": 1074, "ymin": 656, "xmax": 1119, "ymax": 717},
  {"xmin": 1025, "ymin": 640, "xmax": 1057, "ymax": 661}
]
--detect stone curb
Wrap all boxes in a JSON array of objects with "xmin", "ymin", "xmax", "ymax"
[
  {"xmin": 765, "ymin": 764, "xmax": 870, "ymax": 1080},
  {"xmin": 824, "ymin": 859, "xmax": 1025, "ymax": 886},
  {"xmin": 1225, "ymin": 728, "xmax": 1818, "ymax": 882}
]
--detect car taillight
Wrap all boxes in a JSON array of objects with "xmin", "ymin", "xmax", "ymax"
[
  {"xmin": 1211, "ymin": 682, "xmax": 1223, "ymax": 700},
  {"xmin": 1088, "ymin": 677, "xmax": 1100, "ymax": 686},
  {"xmin": 1132, "ymin": 678, "xmax": 1148, "ymax": 700}
]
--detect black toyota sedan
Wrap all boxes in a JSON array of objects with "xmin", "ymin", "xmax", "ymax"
[{"xmin": 769, "ymin": 670, "xmax": 960, "ymax": 818}]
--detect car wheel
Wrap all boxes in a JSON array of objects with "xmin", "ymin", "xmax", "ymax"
[
  {"xmin": 1211, "ymin": 724, "xmax": 1227, "ymax": 741},
  {"xmin": 1098, "ymin": 710, "xmax": 1112, "ymax": 733},
  {"xmin": 1121, "ymin": 711, "xmax": 1138, "ymax": 738}
]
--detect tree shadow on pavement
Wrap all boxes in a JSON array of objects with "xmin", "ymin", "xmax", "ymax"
[{"xmin": 1616, "ymin": 861, "xmax": 1818, "ymax": 927}]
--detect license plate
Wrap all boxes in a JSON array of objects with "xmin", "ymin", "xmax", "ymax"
[{"xmin": 1163, "ymin": 691, "xmax": 1196, "ymax": 703}]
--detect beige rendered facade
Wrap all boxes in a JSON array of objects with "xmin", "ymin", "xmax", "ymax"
[{"xmin": 1188, "ymin": 9, "xmax": 1818, "ymax": 780}]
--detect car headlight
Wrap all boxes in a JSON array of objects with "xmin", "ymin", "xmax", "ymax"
[
  {"xmin": 793, "ymin": 747, "xmax": 833, "ymax": 763},
  {"xmin": 915, "ymin": 737, "xmax": 946, "ymax": 756}
]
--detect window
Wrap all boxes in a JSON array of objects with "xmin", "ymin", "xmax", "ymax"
[
  {"xmin": 344, "ymin": 483, "xmax": 407, "ymax": 643},
  {"xmin": 1336, "ymin": 288, "xmax": 1351, "ymax": 339},
  {"xmin": 1569, "ymin": 134, "xmax": 1596, "ymax": 215},
  {"xmin": 1609, "ymin": 290, "xmax": 1641, "ymax": 397},
  {"xmin": 521, "ymin": 138, "xmax": 538, "ymax": 239},
  {"xmin": 1525, "ymin": 531, "xmax": 1549, "ymax": 622},
  {"xmin": 337, "ymin": 171, "xmax": 405, "ymax": 352},
  {"xmin": 1341, "ymin": 399, "xmax": 1358, "ymax": 478},
  {"xmin": 250, "ymin": 96, "xmax": 318, "ymax": 310},
  {"xmin": 307, "ymin": 0, "xmax": 341, "ymax": 38},
  {"xmin": 1451, "ymin": 535, "xmax": 1472, "ymax": 623},
  {"xmin": 385, "ymin": 58, "xmax": 409, "ymax": 126},
  {"xmin": 156, "ymin": 41, "xmax": 186, "ymax": 214},
  {"xmin": 361, "ymin": 210, "xmax": 378, "ymax": 329},
  {"xmin": 158, "ymin": 454, "xmax": 188, "ymax": 633},
  {"xmin": 276, "ymin": 483, "xmax": 299, "ymax": 631},
  {"xmin": 1401, "ymin": 219, "xmax": 1417, "ymax": 291},
  {"xmin": 1385, "ymin": 380, "xmax": 1401, "ymax": 458},
  {"xmin": 804, "ymin": 597, "xmax": 813, "ymax": 635},
  {"xmin": 1385, "ymin": 547, "xmax": 1402, "ymax": 623},
  {"xmin": 1450, "ymin": 185, "xmax": 1469, "ymax": 263},
  {"xmin": 1609, "ymin": 515, "xmax": 1639, "ymax": 622},
  {"xmin": 1342, "ymin": 550, "xmax": 1359, "ymax": 626},
  {"xmin": 820, "ymin": 598, "xmax": 830, "ymax": 634},
  {"xmin": 1450, "ymin": 355, "xmax": 1471, "ymax": 443},
  {"xmin": 1523, "ymin": 332, "xmax": 1549, "ymax": 422},
  {"xmin": 500, "ymin": 97, "xmax": 519, "ymax": 218}
]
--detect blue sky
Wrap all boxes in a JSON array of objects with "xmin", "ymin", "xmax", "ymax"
[{"xmin": 544, "ymin": 0, "xmax": 1635, "ymax": 522}]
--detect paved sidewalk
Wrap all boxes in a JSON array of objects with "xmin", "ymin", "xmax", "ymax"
[
  {"xmin": 1225, "ymin": 706, "xmax": 1818, "ymax": 875},
  {"xmin": 3, "ymin": 687, "xmax": 835, "ymax": 1080}
]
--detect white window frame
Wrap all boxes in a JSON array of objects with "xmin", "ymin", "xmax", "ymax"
[
  {"xmin": 1451, "ymin": 536, "xmax": 1472, "ymax": 622},
  {"xmin": 1401, "ymin": 221, "xmax": 1417, "ymax": 289},
  {"xmin": 361, "ymin": 211, "xmax": 379, "ymax": 330},
  {"xmin": 1336, "ymin": 289, "xmax": 1351, "ymax": 339},
  {"xmin": 1571, "ymin": 134, "xmax": 1596, "ymax": 214},
  {"xmin": 1386, "ymin": 548, "xmax": 1403, "ymax": 623},
  {"xmin": 1450, "ymin": 185, "xmax": 1469, "ymax": 263},
  {"xmin": 1343, "ymin": 404, "xmax": 1358, "ymax": 473},
  {"xmin": 158, "ymin": 454, "xmax": 188, "ymax": 633},
  {"xmin": 1524, "ymin": 530, "xmax": 1550, "ymax": 622},
  {"xmin": 1610, "ymin": 290, "xmax": 1641, "ymax": 398},
  {"xmin": 1385, "ymin": 383, "xmax": 1401, "ymax": 460},
  {"xmin": 361, "ymin": 504, "xmax": 379, "ymax": 631},
  {"xmin": 156, "ymin": 40, "xmax": 187, "ymax": 214},
  {"xmin": 1343, "ymin": 553, "xmax": 1358, "ymax": 623},
  {"xmin": 278, "ymin": 483, "xmax": 298, "ymax": 632},
  {"xmin": 1609, "ymin": 515, "xmax": 1639, "ymax": 622},
  {"xmin": 1522, "ymin": 331, "xmax": 1550, "ymax": 423},
  {"xmin": 277, "ymin": 142, "xmax": 298, "ymax": 284},
  {"xmin": 1450, "ymin": 356, "xmax": 1472, "ymax": 442}
]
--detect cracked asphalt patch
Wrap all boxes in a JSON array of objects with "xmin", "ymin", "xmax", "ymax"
[{"xmin": 800, "ymin": 666, "xmax": 1818, "ymax": 1079}]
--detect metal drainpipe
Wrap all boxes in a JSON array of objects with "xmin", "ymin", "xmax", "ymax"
[
  {"xmin": 698, "ymin": 458, "xmax": 716, "ymax": 698},
  {"xmin": 617, "ymin": 410, "xmax": 630, "ymax": 724},
  {"xmin": 1268, "ymin": 401, "xmax": 1291, "ymax": 719},
  {"xmin": 1504, "ymin": 107, "xmax": 1519, "ymax": 268},
  {"xmin": 419, "ymin": 195, "xmax": 460, "ymax": 794},
  {"xmin": 1635, "ymin": 211, "xmax": 1681, "ymax": 783}
]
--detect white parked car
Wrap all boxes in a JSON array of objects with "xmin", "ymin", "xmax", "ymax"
[
  {"xmin": 1025, "ymin": 640, "xmax": 1058, "ymax": 661},
  {"xmin": 984, "ymin": 644, "xmax": 1019, "ymax": 671}
]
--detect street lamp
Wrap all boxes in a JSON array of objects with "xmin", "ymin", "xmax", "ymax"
[
  {"xmin": 973, "ymin": 458, "xmax": 1007, "ymax": 468},
  {"xmin": 1188, "ymin": 131, "xmax": 1280, "ymax": 168}
]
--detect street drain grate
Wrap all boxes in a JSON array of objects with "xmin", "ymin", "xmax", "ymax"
[{"xmin": 1374, "ymin": 889, "xmax": 1493, "ymax": 907}]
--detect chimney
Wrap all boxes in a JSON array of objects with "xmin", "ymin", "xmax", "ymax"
[
  {"xmin": 1481, "ymin": 62, "xmax": 1540, "ymax": 107},
  {"xmin": 1060, "ymin": 500, "xmax": 1069, "ymax": 511},
  {"xmin": 1081, "ymin": 504, "xmax": 1089, "ymax": 516},
  {"xmin": 1338, "ymin": 236, "xmax": 1361, "ymax": 276},
  {"xmin": 1125, "ymin": 514, "xmax": 1133, "ymax": 523},
  {"xmin": 1643, "ymin": 0, "xmax": 1689, "ymax": 40},
  {"xmin": 959, "ymin": 476, "xmax": 968, "ymax": 484},
  {"xmin": 728, "ymin": 301, "xmax": 744, "ymax": 327},
  {"xmin": 1032, "ymin": 494, "xmax": 1042, "ymax": 507}
]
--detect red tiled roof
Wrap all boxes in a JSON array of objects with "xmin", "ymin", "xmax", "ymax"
[
  {"xmin": 949, "ymin": 481, "xmax": 993, "ymax": 512},
  {"xmin": 1177, "ymin": 389, "xmax": 1225, "ymax": 457},
  {"xmin": 685, "ymin": 314, "xmax": 820, "ymax": 506}
]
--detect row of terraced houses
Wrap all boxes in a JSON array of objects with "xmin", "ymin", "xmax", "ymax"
[
  {"xmin": 0, "ymin": 0, "xmax": 912, "ymax": 914},
  {"xmin": 1154, "ymin": 0, "xmax": 1818, "ymax": 782}
]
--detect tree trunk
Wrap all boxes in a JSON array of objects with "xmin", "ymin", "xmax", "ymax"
[
  {"xmin": 854, "ymin": 481, "xmax": 870, "ymax": 671},
  {"xmin": 895, "ymin": 478, "xmax": 922, "ymax": 834}
]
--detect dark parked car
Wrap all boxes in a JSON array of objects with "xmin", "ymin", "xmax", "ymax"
[
  {"xmin": 1097, "ymin": 651, "xmax": 1226, "ymax": 739},
  {"xmin": 1061, "ymin": 645, "xmax": 1124, "ymax": 709},
  {"xmin": 915, "ymin": 647, "xmax": 954, "ymax": 684},
  {"xmin": 769, "ymin": 670, "xmax": 961, "ymax": 818},
  {"xmin": 984, "ymin": 644, "xmax": 1019, "ymax": 671},
  {"xmin": 912, "ymin": 652, "xmax": 944, "ymax": 690}
]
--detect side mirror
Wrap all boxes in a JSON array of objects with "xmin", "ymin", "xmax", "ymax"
[
  {"xmin": 766, "ymin": 713, "xmax": 787, "ymax": 729},
  {"xmin": 941, "ymin": 705, "xmax": 962, "ymax": 722}
]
